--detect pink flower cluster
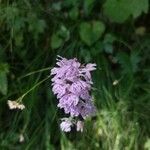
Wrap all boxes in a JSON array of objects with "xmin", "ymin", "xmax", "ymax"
[{"xmin": 51, "ymin": 56, "xmax": 96, "ymax": 132}]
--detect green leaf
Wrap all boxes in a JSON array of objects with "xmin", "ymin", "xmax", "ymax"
[
  {"xmin": 130, "ymin": 50, "xmax": 141, "ymax": 72},
  {"xmin": 58, "ymin": 25, "xmax": 70, "ymax": 40},
  {"xmin": 92, "ymin": 21, "xmax": 105, "ymax": 41},
  {"xmin": 103, "ymin": 0, "xmax": 149, "ymax": 23},
  {"xmin": 104, "ymin": 43, "xmax": 113, "ymax": 54},
  {"xmin": 91, "ymin": 42, "xmax": 103, "ymax": 56},
  {"xmin": 14, "ymin": 33, "xmax": 24, "ymax": 47},
  {"xmin": 103, "ymin": 0, "xmax": 131, "ymax": 23},
  {"xmin": 80, "ymin": 49, "xmax": 92, "ymax": 62},
  {"xmin": 84, "ymin": 0, "xmax": 95, "ymax": 15},
  {"xmin": 117, "ymin": 51, "xmax": 140, "ymax": 74},
  {"xmin": 117, "ymin": 52, "xmax": 132, "ymax": 74},
  {"xmin": 129, "ymin": 0, "xmax": 149, "ymax": 18},
  {"xmin": 104, "ymin": 33, "xmax": 116, "ymax": 43},
  {"xmin": 103, "ymin": 34, "xmax": 116, "ymax": 54},
  {"xmin": 51, "ymin": 34, "xmax": 63, "ymax": 49},
  {"xmin": 79, "ymin": 22, "xmax": 91, "ymax": 46},
  {"xmin": 79, "ymin": 21, "xmax": 105, "ymax": 46},
  {"xmin": 69, "ymin": 7, "xmax": 79, "ymax": 20},
  {"xmin": 0, "ymin": 63, "xmax": 9, "ymax": 95},
  {"xmin": 51, "ymin": 25, "xmax": 70, "ymax": 49}
]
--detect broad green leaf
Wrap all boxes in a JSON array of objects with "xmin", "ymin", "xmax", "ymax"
[
  {"xmin": 28, "ymin": 18, "xmax": 46, "ymax": 34},
  {"xmin": 103, "ymin": 34, "xmax": 116, "ymax": 54},
  {"xmin": 91, "ymin": 42, "xmax": 103, "ymax": 56},
  {"xmin": 58, "ymin": 25, "xmax": 70, "ymax": 40},
  {"xmin": 51, "ymin": 25, "xmax": 70, "ymax": 49},
  {"xmin": 79, "ymin": 22, "xmax": 91, "ymax": 46},
  {"xmin": 36, "ymin": 19, "xmax": 46, "ymax": 34},
  {"xmin": 103, "ymin": 0, "xmax": 149, "ymax": 23},
  {"xmin": 69, "ymin": 7, "xmax": 79, "ymax": 20},
  {"xmin": 84, "ymin": 0, "xmax": 95, "ymax": 15},
  {"xmin": 79, "ymin": 21, "xmax": 105, "ymax": 46},
  {"xmin": 103, "ymin": 0, "xmax": 131, "ymax": 23},
  {"xmin": 117, "ymin": 52, "xmax": 132, "ymax": 74},
  {"xmin": 51, "ymin": 34, "xmax": 63, "ymax": 49},
  {"xmin": 104, "ymin": 33, "xmax": 116, "ymax": 43},
  {"xmin": 117, "ymin": 51, "xmax": 140, "ymax": 74},
  {"xmin": 80, "ymin": 49, "xmax": 92, "ymax": 62},
  {"xmin": 92, "ymin": 21, "xmax": 105, "ymax": 41},
  {"xmin": 129, "ymin": 0, "xmax": 149, "ymax": 18},
  {"xmin": 104, "ymin": 43, "xmax": 113, "ymax": 54},
  {"xmin": 0, "ymin": 63, "xmax": 9, "ymax": 95}
]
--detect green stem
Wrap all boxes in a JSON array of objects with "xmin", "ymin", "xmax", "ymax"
[
  {"xmin": 17, "ymin": 75, "xmax": 51, "ymax": 102},
  {"xmin": 18, "ymin": 67, "xmax": 52, "ymax": 80}
]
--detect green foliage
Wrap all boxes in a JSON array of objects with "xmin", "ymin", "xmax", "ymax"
[
  {"xmin": 0, "ymin": 64, "xmax": 9, "ymax": 95},
  {"xmin": 117, "ymin": 51, "xmax": 141, "ymax": 74},
  {"xmin": 69, "ymin": 7, "xmax": 79, "ymax": 20},
  {"xmin": 83, "ymin": 0, "xmax": 96, "ymax": 15},
  {"xmin": 104, "ymin": 0, "xmax": 149, "ymax": 23},
  {"xmin": 27, "ymin": 13, "xmax": 46, "ymax": 40},
  {"xmin": 103, "ymin": 34, "xmax": 116, "ymax": 54},
  {"xmin": 51, "ymin": 25, "xmax": 70, "ymax": 49},
  {"xmin": 130, "ymin": 0, "xmax": 149, "ymax": 18},
  {"xmin": 79, "ymin": 21, "xmax": 105, "ymax": 46},
  {"xmin": 145, "ymin": 139, "xmax": 150, "ymax": 150},
  {"xmin": 0, "ymin": 0, "xmax": 150, "ymax": 149},
  {"xmin": 51, "ymin": 34, "xmax": 63, "ymax": 49}
]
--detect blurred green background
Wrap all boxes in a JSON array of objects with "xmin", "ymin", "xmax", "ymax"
[{"xmin": 0, "ymin": 0, "xmax": 150, "ymax": 149}]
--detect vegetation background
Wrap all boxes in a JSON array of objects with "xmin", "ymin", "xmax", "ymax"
[{"xmin": 0, "ymin": 0, "xmax": 150, "ymax": 149}]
